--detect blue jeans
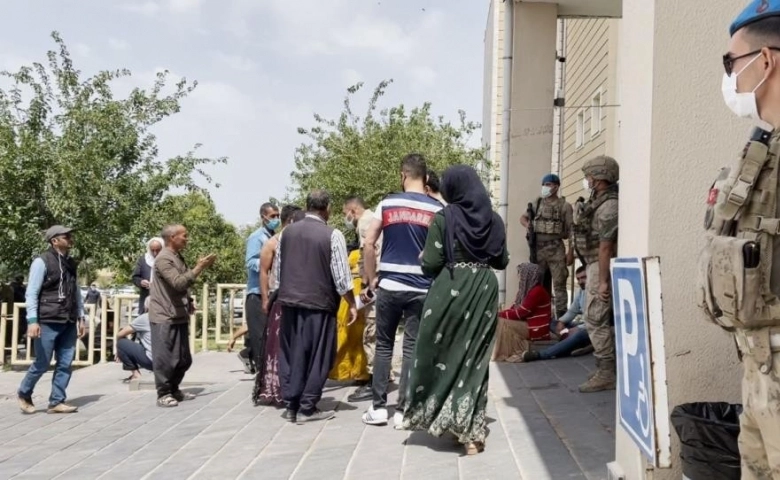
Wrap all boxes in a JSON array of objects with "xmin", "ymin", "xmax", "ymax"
[
  {"xmin": 540, "ymin": 328, "xmax": 590, "ymax": 360},
  {"xmin": 18, "ymin": 322, "xmax": 78, "ymax": 407}
]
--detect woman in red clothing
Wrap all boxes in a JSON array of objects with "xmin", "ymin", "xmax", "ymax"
[{"xmin": 492, "ymin": 263, "xmax": 552, "ymax": 362}]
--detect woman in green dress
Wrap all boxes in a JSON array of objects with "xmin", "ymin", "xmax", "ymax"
[{"xmin": 401, "ymin": 165, "xmax": 509, "ymax": 455}]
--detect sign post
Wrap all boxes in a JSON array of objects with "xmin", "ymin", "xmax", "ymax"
[{"xmin": 611, "ymin": 257, "xmax": 671, "ymax": 468}]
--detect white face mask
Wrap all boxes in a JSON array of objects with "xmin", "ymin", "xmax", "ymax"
[
  {"xmin": 541, "ymin": 186, "xmax": 553, "ymax": 198},
  {"xmin": 721, "ymin": 53, "xmax": 771, "ymax": 129},
  {"xmin": 582, "ymin": 178, "xmax": 591, "ymax": 192}
]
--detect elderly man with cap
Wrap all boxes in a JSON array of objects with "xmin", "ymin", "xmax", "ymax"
[
  {"xmin": 17, "ymin": 225, "xmax": 86, "ymax": 414},
  {"xmin": 697, "ymin": 3, "xmax": 780, "ymax": 477},
  {"xmin": 520, "ymin": 173, "xmax": 574, "ymax": 319}
]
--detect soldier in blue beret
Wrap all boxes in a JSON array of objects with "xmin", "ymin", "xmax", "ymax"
[
  {"xmin": 698, "ymin": 2, "xmax": 780, "ymax": 479},
  {"xmin": 520, "ymin": 173, "xmax": 574, "ymax": 322}
]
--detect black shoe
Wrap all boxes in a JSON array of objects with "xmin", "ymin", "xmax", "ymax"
[
  {"xmin": 296, "ymin": 409, "xmax": 335, "ymax": 424},
  {"xmin": 282, "ymin": 409, "xmax": 297, "ymax": 423},
  {"xmin": 348, "ymin": 384, "xmax": 373, "ymax": 403},
  {"xmin": 522, "ymin": 350, "xmax": 541, "ymax": 363}
]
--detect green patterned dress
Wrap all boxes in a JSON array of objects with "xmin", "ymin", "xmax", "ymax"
[{"xmin": 401, "ymin": 211, "xmax": 509, "ymax": 443}]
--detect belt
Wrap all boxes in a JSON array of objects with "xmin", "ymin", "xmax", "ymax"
[
  {"xmin": 447, "ymin": 262, "xmax": 491, "ymax": 269},
  {"xmin": 537, "ymin": 239, "xmax": 564, "ymax": 248}
]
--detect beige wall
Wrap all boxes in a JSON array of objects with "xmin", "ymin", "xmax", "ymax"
[
  {"xmin": 505, "ymin": 2, "xmax": 559, "ymax": 305},
  {"xmin": 615, "ymin": 0, "xmax": 746, "ymax": 478},
  {"xmin": 560, "ymin": 18, "xmax": 619, "ymax": 202},
  {"xmin": 482, "ymin": 0, "xmax": 505, "ymax": 204}
]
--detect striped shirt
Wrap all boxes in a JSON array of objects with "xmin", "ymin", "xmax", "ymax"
[
  {"xmin": 374, "ymin": 192, "xmax": 443, "ymax": 293},
  {"xmin": 273, "ymin": 214, "xmax": 353, "ymax": 296}
]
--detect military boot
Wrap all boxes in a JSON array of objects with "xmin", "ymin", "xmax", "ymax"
[{"xmin": 579, "ymin": 361, "xmax": 616, "ymax": 393}]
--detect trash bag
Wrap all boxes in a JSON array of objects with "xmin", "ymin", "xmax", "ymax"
[{"xmin": 670, "ymin": 402, "xmax": 742, "ymax": 480}]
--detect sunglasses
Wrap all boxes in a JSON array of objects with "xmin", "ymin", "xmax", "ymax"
[{"xmin": 722, "ymin": 47, "xmax": 780, "ymax": 76}]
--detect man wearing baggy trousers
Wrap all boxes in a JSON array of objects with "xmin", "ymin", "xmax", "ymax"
[{"xmin": 149, "ymin": 224, "xmax": 216, "ymax": 408}]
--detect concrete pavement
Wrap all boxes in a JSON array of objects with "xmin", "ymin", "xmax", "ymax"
[{"xmin": 0, "ymin": 352, "xmax": 614, "ymax": 480}]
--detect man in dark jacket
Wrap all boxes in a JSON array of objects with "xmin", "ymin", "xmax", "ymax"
[
  {"xmin": 18, "ymin": 225, "xmax": 86, "ymax": 414},
  {"xmin": 275, "ymin": 190, "xmax": 357, "ymax": 423}
]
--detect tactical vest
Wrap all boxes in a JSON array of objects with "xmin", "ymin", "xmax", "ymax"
[
  {"xmin": 573, "ymin": 188, "xmax": 618, "ymax": 258},
  {"xmin": 697, "ymin": 128, "xmax": 780, "ymax": 331},
  {"xmin": 38, "ymin": 248, "xmax": 79, "ymax": 323},
  {"xmin": 533, "ymin": 196, "xmax": 567, "ymax": 236}
]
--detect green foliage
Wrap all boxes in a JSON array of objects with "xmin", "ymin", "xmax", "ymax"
[
  {"xmin": 135, "ymin": 192, "xmax": 245, "ymax": 287},
  {"xmin": 288, "ymin": 80, "xmax": 488, "ymax": 212},
  {"xmin": 0, "ymin": 32, "xmax": 225, "ymax": 279}
]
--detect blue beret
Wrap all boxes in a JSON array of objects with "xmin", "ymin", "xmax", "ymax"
[
  {"xmin": 541, "ymin": 173, "xmax": 560, "ymax": 185},
  {"xmin": 730, "ymin": 0, "xmax": 780, "ymax": 36}
]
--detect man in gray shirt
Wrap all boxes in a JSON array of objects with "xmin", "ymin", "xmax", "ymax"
[{"xmin": 116, "ymin": 298, "xmax": 154, "ymax": 382}]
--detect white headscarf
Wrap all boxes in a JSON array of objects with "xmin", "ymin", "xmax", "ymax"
[{"xmin": 144, "ymin": 237, "xmax": 165, "ymax": 268}]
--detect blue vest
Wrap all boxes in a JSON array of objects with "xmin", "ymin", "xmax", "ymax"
[{"xmin": 377, "ymin": 192, "xmax": 443, "ymax": 291}]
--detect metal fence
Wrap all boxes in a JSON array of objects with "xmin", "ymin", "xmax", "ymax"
[{"xmin": 0, "ymin": 283, "xmax": 247, "ymax": 367}]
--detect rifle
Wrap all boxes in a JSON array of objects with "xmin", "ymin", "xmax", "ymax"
[
  {"xmin": 573, "ymin": 196, "xmax": 587, "ymax": 267},
  {"xmin": 526, "ymin": 202, "xmax": 538, "ymax": 264}
]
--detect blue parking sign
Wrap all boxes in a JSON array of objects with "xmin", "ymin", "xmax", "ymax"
[{"xmin": 612, "ymin": 258, "xmax": 655, "ymax": 464}]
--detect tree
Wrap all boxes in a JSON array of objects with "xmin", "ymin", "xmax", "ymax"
[
  {"xmin": 116, "ymin": 192, "xmax": 245, "ymax": 287},
  {"xmin": 289, "ymin": 80, "xmax": 488, "ymax": 212},
  {"xmin": 0, "ymin": 32, "xmax": 225, "ymax": 278}
]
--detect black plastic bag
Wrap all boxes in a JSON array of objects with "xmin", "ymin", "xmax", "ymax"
[{"xmin": 670, "ymin": 402, "xmax": 742, "ymax": 480}]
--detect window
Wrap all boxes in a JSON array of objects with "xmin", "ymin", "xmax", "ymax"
[
  {"xmin": 591, "ymin": 90, "xmax": 603, "ymax": 137},
  {"xmin": 576, "ymin": 110, "xmax": 585, "ymax": 149}
]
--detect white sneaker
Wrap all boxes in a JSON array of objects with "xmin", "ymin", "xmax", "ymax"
[
  {"xmin": 362, "ymin": 406, "xmax": 388, "ymax": 426},
  {"xmin": 393, "ymin": 410, "xmax": 405, "ymax": 430}
]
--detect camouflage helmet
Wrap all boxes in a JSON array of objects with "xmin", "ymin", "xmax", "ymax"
[{"xmin": 582, "ymin": 155, "xmax": 619, "ymax": 183}]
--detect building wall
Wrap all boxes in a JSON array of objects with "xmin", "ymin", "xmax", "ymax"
[
  {"xmin": 482, "ymin": 0, "xmax": 504, "ymax": 204},
  {"xmin": 615, "ymin": 0, "xmax": 744, "ymax": 478},
  {"xmin": 559, "ymin": 18, "xmax": 619, "ymax": 202}
]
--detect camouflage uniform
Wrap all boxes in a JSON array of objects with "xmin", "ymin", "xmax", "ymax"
[
  {"xmin": 698, "ymin": 128, "xmax": 780, "ymax": 479},
  {"xmin": 357, "ymin": 209, "xmax": 382, "ymax": 376},
  {"xmin": 574, "ymin": 156, "xmax": 619, "ymax": 393},
  {"xmin": 533, "ymin": 197, "xmax": 573, "ymax": 316}
]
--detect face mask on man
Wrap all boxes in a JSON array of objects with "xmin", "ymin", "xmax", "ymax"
[
  {"xmin": 344, "ymin": 215, "xmax": 355, "ymax": 230},
  {"xmin": 267, "ymin": 218, "xmax": 281, "ymax": 231},
  {"xmin": 721, "ymin": 53, "xmax": 773, "ymax": 129},
  {"xmin": 541, "ymin": 186, "xmax": 554, "ymax": 198},
  {"xmin": 582, "ymin": 178, "xmax": 592, "ymax": 193}
]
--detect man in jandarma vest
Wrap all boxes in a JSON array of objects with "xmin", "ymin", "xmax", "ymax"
[
  {"xmin": 18, "ymin": 225, "xmax": 86, "ymax": 414},
  {"xmin": 573, "ymin": 156, "xmax": 619, "ymax": 393},
  {"xmin": 699, "ymin": 3, "xmax": 780, "ymax": 477},
  {"xmin": 520, "ymin": 173, "xmax": 574, "ymax": 319}
]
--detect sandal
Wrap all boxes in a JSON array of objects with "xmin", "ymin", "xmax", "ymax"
[
  {"xmin": 464, "ymin": 441, "xmax": 485, "ymax": 455},
  {"xmin": 173, "ymin": 391, "xmax": 196, "ymax": 402},
  {"xmin": 122, "ymin": 376, "xmax": 133, "ymax": 384},
  {"xmin": 157, "ymin": 395, "xmax": 179, "ymax": 408}
]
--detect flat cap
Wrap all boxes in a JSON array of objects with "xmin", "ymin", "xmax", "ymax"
[
  {"xmin": 730, "ymin": 0, "xmax": 780, "ymax": 36},
  {"xmin": 44, "ymin": 225, "xmax": 74, "ymax": 242}
]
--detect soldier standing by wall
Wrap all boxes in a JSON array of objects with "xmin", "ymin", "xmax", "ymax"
[
  {"xmin": 520, "ymin": 173, "xmax": 574, "ymax": 319},
  {"xmin": 572, "ymin": 157, "xmax": 619, "ymax": 393},
  {"xmin": 699, "ymin": 3, "xmax": 780, "ymax": 477}
]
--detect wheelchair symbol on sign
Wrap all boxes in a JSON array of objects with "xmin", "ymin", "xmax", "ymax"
[
  {"xmin": 618, "ymin": 277, "xmax": 652, "ymax": 439},
  {"xmin": 634, "ymin": 355, "xmax": 651, "ymax": 437}
]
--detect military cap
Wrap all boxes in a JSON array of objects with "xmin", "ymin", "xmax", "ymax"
[
  {"xmin": 730, "ymin": 0, "xmax": 780, "ymax": 36},
  {"xmin": 541, "ymin": 173, "xmax": 561, "ymax": 185},
  {"xmin": 44, "ymin": 225, "xmax": 74, "ymax": 242},
  {"xmin": 582, "ymin": 155, "xmax": 619, "ymax": 183}
]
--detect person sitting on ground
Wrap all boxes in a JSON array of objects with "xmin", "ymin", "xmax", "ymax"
[
  {"xmin": 523, "ymin": 265, "xmax": 593, "ymax": 362},
  {"xmin": 491, "ymin": 262, "xmax": 551, "ymax": 363},
  {"xmin": 115, "ymin": 298, "xmax": 154, "ymax": 382}
]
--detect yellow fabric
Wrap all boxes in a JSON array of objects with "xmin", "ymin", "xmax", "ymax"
[{"xmin": 329, "ymin": 249, "xmax": 369, "ymax": 381}]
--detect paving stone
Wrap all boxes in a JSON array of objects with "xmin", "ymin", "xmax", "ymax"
[{"xmin": 0, "ymin": 352, "xmax": 614, "ymax": 479}]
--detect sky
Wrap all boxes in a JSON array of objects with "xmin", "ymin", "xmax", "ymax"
[{"xmin": 0, "ymin": 0, "xmax": 488, "ymax": 226}]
